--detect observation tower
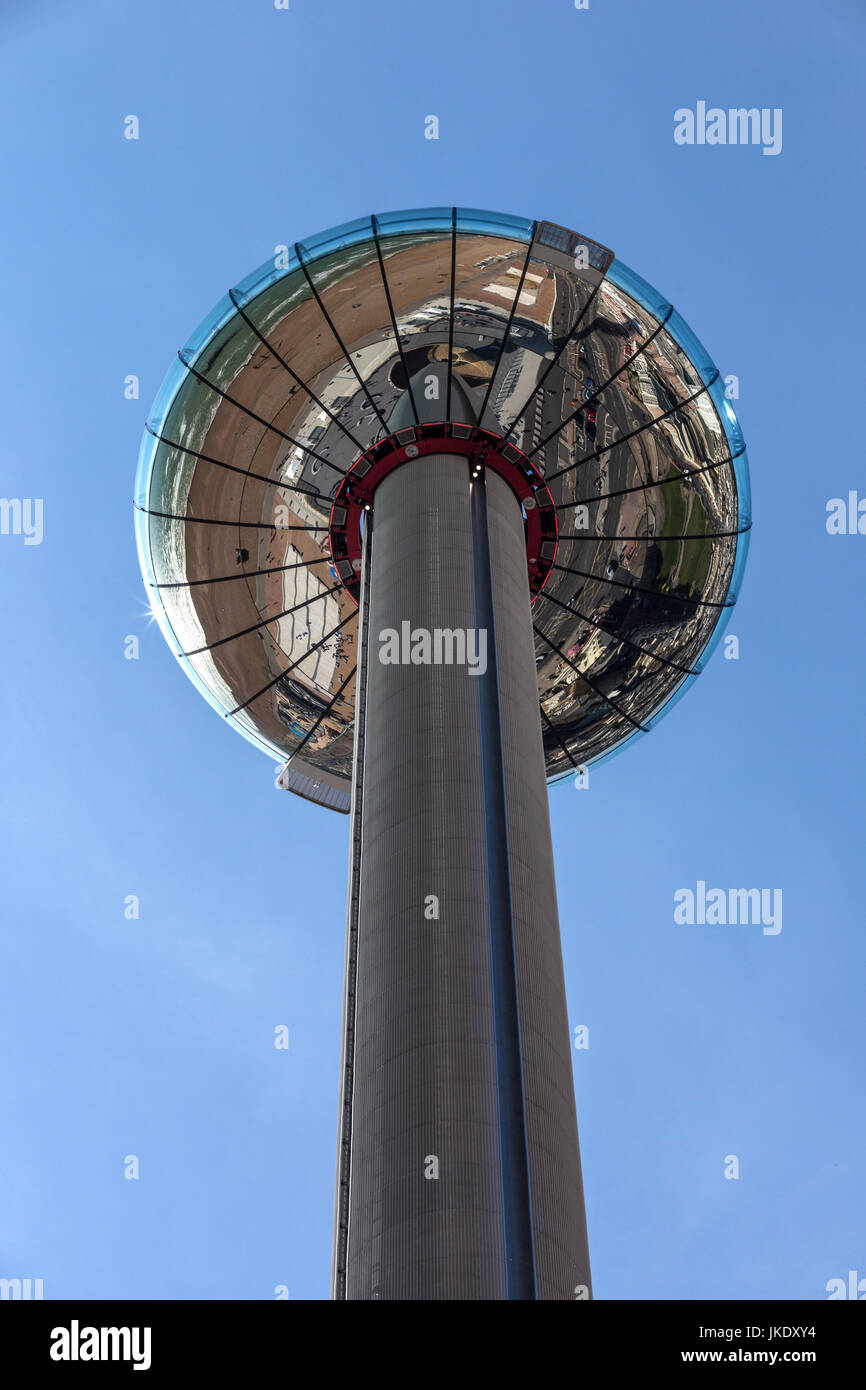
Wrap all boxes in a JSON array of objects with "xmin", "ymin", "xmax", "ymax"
[{"xmin": 135, "ymin": 207, "xmax": 750, "ymax": 1300}]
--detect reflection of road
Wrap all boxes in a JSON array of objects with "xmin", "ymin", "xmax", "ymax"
[{"xmin": 276, "ymin": 547, "xmax": 341, "ymax": 693}]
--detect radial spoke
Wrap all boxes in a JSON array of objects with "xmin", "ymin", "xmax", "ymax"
[
  {"xmin": 540, "ymin": 586, "xmax": 701, "ymax": 676},
  {"xmin": 134, "ymin": 503, "xmax": 329, "ymax": 532},
  {"xmin": 178, "ymin": 355, "xmax": 348, "ymax": 479},
  {"xmin": 372, "ymin": 214, "xmax": 420, "ymax": 427},
  {"xmin": 153, "ymin": 554, "xmax": 333, "ymax": 589},
  {"xmin": 230, "ymin": 612, "xmax": 357, "ymax": 715},
  {"xmin": 534, "ymin": 623, "xmax": 649, "ymax": 732},
  {"xmin": 560, "ymin": 452, "xmax": 737, "ymax": 511},
  {"xmin": 499, "ymin": 274, "xmax": 606, "ymax": 449},
  {"xmin": 291, "ymin": 662, "xmax": 357, "ymax": 759},
  {"xmin": 227, "ymin": 288, "xmax": 366, "ymax": 452},
  {"xmin": 558, "ymin": 525, "xmax": 749, "ymax": 543},
  {"xmin": 545, "ymin": 368, "xmax": 718, "ymax": 485},
  {"xmin": 475, "ymin": 223, "xmax": 539, "ymax": 428},
  {"xmin": 182, "ymin": 582, "xmax": 345, "ymax": 657},
  {"xmin": 548, "ymin": 561, "xmax": 732, "ymax": 610},
  {"xmin": 145, "ymin": 426, "xmax": 329, "ymax": 506},
  {"xmin": 296, "ymin": 243, "xmax": 391, "ymax": 435},
  {"xmin": 527, "ymin": 307, "xmax": 674, "ymax": 460},
  {"xmin": 446, "ymin": 207, "xmax": 457, "ymax": 422},
  {"xmin": 540, "ymin": 706, "xmax": 580, "ymax": 771}
]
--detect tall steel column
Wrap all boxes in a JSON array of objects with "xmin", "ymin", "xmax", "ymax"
[{"xmin": 334, "ymin": 452, "xmax": 591, "ymax": 1300}]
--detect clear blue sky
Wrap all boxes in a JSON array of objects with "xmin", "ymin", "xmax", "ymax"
[{"xmin": 0, "ymin": 0, "xmax": 863, "ymax": 1300}]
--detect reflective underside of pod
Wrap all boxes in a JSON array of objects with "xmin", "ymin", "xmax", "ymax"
[{"xmin": 135, "ymin": 209, "xmax": 750, "ymax": 795}]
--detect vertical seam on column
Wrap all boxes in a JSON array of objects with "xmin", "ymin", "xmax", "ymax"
[
  {"xmin": 470, "ymin": 474, "xmax": 538, "ymax": 1301},
  {"xmin": 333, "ymin": 518, "xmax": 373, "ymax": 1299}
]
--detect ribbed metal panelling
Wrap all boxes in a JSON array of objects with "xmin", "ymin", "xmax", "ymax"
[
  {"xmin": 346, "ymin": 455, "xmax": 507, "ymax": 1300},
  {"xmin": 485, "ymin": 470, "xmax": 593, "ymax": 1300}
]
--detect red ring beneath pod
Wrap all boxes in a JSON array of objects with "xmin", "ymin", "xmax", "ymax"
[{"xmin": 328, "ymin": 423, "xmax": 558, "ymax": 605}]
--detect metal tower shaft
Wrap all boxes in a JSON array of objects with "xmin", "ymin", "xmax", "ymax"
[{"xmin": 333, "ymin": 452, "xmax": 591, "ymax": 1300}]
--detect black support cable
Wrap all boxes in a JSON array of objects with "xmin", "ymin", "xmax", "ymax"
[
  {"xmin": 528, "ymin": 306, "xmax": 675, "ymax": 461},
  {"xmin": 134, "ymin": 505, "xmax": 330, "ymax": 530},
  {"xmin": 291, "ymin": 662, "xmax": 357, "ymax": 760},
  {"xmin": 539, "ymin": 586, "xmax": 702, "ymax": 677},
  {"xmin": 152, "ymin": 554, "xmax": 334, "ymax": 590},
  {"xmin": 475, "ymin": 224, "xmax": 539, "ymax": 429},
  {"xmin": 499, "ymin": 274, "xmax": 606, "ymax": 449},
  {"xmin": 557, "ymin": 526, "xmax": 750, "ymax": 542},
  {"xmin": 229, "ymin": 612, "xmax": 356, "ymax": 715},
  {"xmin": 371, "ymin": 215, "xmax": 420, "ymax": 427},
  {"xmin": 182, "ymin": 582, "xmax": 345, "ymax": 657},
  {"xmin": 533, "ymin": 624, "xmax": 650, "ymax": 733},
  {"xmin": 545, "ymin": 367, "xmax": 718, "ymax": 485},
  {"xmin": 548, "ymin": 561, "xmax": 733, "ymax": 610},
  {"xmin": 177, "ymin": 355, "xmax": 349, "ymax": 481},
  {"xmin": 446, "ymin": 207, "xmax": 456, "ymax": 422},
  {"xmin": 227, "ymin": 288, "xmax": 367, "ymax": 453},
  {"xmin": 295, "ymin": 243, "xmax": 391, "ymax": 436},
  {"xmin": 144, "ymin": 427, "xmax": 328, "ymax": 507},
  {"xmin": 539, "ymin": 705, "xmax": 580, "ymax": 771},
  {"xmin": 562, "ymin": 452, "xmax": 739, "ymax": 511},
  {"xmin": 135, "ymin": 505, "xmax": 328, "ymax": 530}
]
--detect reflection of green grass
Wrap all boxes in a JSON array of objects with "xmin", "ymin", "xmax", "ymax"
[
  {"xmin": 653, "ymin": 466, "xmax": 712, "ymax": 595},
  {"xmin": 654, "ymin": 467, "xmax": 684, "ymax": 582},
  {"xmin": 681, "ymin": 494, "xmax": 712, "ymax": 593}
]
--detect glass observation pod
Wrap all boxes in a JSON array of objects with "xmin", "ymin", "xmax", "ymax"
[{"xmin": 135, "ymin": 207, "xmax": 751, "ymax": 796}]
